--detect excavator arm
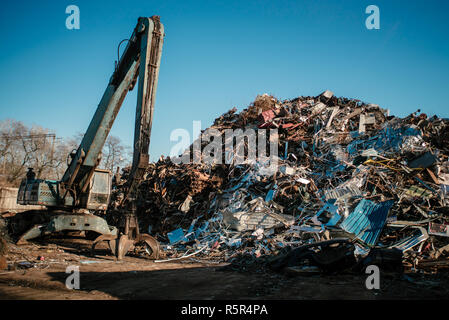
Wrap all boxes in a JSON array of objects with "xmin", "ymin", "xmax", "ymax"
[
  {"xmin": 17, "ymin": 16, "xmax": 164, "ymax": 260},
  {"xmin": 61, "ymin": 16, "xmax": 164, "ymax": 208}
]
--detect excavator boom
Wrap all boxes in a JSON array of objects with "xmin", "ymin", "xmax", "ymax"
[
  {"xmin": 18, "ymin": 16, "xmax": 164, "ymax": 211},
  {"xmin": 17, "ymin": 17, "xmax": 164, "ymax": 260},
  {"xmin": 62, "ymin": 16, "xmax": 164, "ymax": 207}
]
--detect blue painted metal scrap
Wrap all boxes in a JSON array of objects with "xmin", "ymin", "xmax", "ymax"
[
  {"xmin": 346, "ymin": 124, "xmax": 421, "ymax": 155},
  {"xmin": 314, "ymin": 199, "xmax": 341, "ymax": 227},
  {"xmin": 167, "ymin": 228, "xmax": 186, "ymax": 244},
  {"xmin": 340, "ymin": 199, "xmax": 394, "ymax": 245}
]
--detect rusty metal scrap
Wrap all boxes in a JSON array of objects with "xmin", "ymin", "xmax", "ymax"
[{"xmin": 110, "ymin": 90, "xmax": 449, "ymax": 274}]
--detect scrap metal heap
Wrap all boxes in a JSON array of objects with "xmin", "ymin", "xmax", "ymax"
[{"xmin": 109, "ymin": 90, "xmax": 449, "ymax": 273}]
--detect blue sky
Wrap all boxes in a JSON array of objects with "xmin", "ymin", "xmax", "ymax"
[{"xmin": 0, "ymin": 0, "xmax": 448, "ymax": 161}]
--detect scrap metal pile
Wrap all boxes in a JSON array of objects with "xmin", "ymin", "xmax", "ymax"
[{"xmin": 114, "ymin": 90, "xmax": 449, "ymax": 273}]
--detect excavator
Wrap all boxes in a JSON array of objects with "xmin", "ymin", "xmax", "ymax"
[{"xmin": 16, "ymin": 16, "xmax": 164, "ymax": 260}]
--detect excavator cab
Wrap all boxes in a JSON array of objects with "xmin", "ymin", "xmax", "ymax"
[
  {"xmin": 18, "ymin": 168, "xmax": 111, "ymax": 212},
  {"xmin": 78, "ymin": 169, "xmax": 112, "ymax": 212}
]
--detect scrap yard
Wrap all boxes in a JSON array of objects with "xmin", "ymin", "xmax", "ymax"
[{"xmin": 1, "ymin": 91, "xmax": 449, "ymax": 300}]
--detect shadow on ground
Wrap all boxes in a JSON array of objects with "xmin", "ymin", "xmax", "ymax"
[{"xmin": 35, "ymin": 266, "xmax": 449, "ymax": 300}]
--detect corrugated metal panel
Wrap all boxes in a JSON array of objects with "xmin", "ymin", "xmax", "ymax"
[
  {"xmin": 340, "ymin": 199, "xmax": 394, "ymax": 245},
  {"xmin": 390, "ymin": 228, "xmax": 428, "ymax": 252},
  {"xmin": 323, "ymin": 185, "xmax": 362, "ymax": 200}
]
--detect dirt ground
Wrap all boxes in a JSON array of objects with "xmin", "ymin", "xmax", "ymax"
[{"xmin": 1, "ymin": 236, "xmax": 448, "ymax": 300}]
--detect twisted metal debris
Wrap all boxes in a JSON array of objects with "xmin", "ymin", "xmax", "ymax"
[{"xmin": 113, "ymin": 90, "xmax": 449, "ymax": 273}]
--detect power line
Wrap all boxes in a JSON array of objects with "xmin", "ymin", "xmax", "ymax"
[{"xmin": 1, "ymin": 133, "xmax": 61, "ymax": 140}]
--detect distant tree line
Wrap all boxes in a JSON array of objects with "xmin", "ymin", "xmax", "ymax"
[{"xmin": 0, "ymin": 119, "xmax": 130, "ymax": 187}]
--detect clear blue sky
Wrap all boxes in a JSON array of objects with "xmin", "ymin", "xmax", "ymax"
[{"xmin": 0, "ymin": 0, "xmax": 448, "ymax": 161}]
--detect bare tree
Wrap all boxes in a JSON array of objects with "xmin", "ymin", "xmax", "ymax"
[
  {"xmin": 63, "ymin": 133, "xmax": 130, "ymax": 173},
  {"xmin": 0, "ymin": 120, "xmax": 34, "ymax": 185},
  {"xmin": 0, "ymin": 120, "xmax": 130, "ymax": 187},
  {"xmin": 0, "ymin": 120, "xmax": 69, "ymax": 186},
  {"xmin": 101, "ymin": 135, "xmax": 130, "ymax": 173}
]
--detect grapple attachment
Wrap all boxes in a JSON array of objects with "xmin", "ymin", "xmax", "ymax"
[{"xmin": 91, "ymin": 214, "xmax": 160, "ymax": 260}]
